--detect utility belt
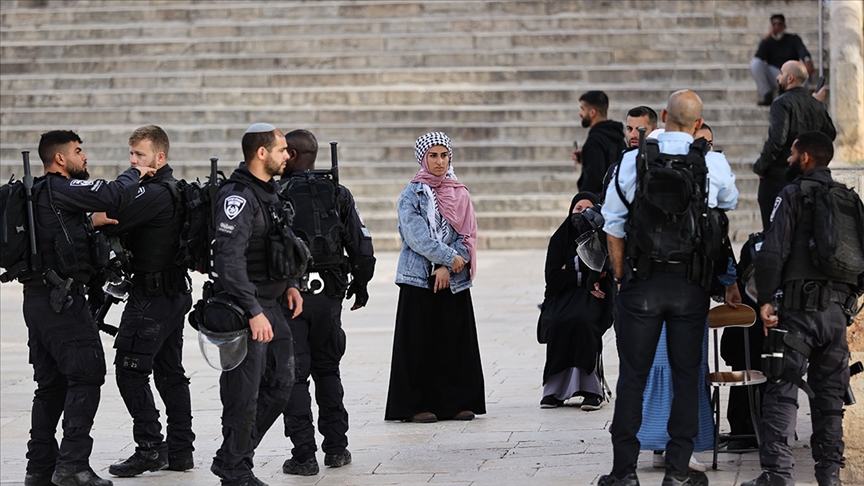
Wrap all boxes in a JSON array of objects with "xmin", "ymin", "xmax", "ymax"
[
  {"xmin": 24, "ymin": 281, "xmax": 87, "ymax": 296},
  {"xmin": 131, "ymin": 268, "xmax": 189, "ymax": 298},
  {"xmin": 629, "ymin": 255, "xmax": 713, "ymax": 291},
  {"xmin": 781, "ymin": 280, "xmax": 856, "ymax": 314},
  {"xmin": 299, "ymin": 268, "xmax": 348, "ymax": 298},
  {"xmin": 23, "ymin": 269, "xmax": 87, "ymax": 313}
]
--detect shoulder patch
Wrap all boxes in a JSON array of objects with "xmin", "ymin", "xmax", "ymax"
[
  {"xmin": 69, "ymin": 179, "xmax": 94, "ymax": 186},
  {"xmin": 769, "ymin": 196, "xmax": 782, "ymax": 223},
  {"xmin": 135, "ymin": 186, "xmax": 146, "ymax": 199},
  {"xmin": 224, "ymin": 195, "xmax": 247, "ymax": 220}
]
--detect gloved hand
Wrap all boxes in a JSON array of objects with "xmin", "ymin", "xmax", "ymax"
[{"xmin": 346, "ymin": 281, "xmax": 369, "ymax": 310}]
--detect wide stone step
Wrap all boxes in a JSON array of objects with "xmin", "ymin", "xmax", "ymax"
[
  {"xmin": 0, "ymin": 2, "xmax": 821, "ymax": 43},
  {"xmin": 0, "ymin": 104, "xmax": 774, "ymax": 129},
  {"xmin": 0, "ymin": 63, "xmax": 757, "ymax": 92},
  {"xmin": 0, "ymin": 0, "xmax": 819, "ymax": 27},
  {"xmin": 0, "ymin": 117, "xmax": 771, "ymax": 145},
  {"xmin": 0, "ymin": 83, "xmax": 767, "ymax": 109},
  {"xmin": 0, "ymin": 45, "xmax": 762, "ymax": 76},
  {"xmin": 0, "ymin": 28, "xmax": 800, "ymax": 61}
]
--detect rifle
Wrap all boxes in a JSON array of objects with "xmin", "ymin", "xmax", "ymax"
[
  {"xmin": 22, "ymin": 151, "xmax": 41, "ymax": 273},
  {"xmin": 208, "ymin": 157, "xmax": 218, "ymax": 278},
  {"xmin": 330, "ymin": 141, "xmax": 339, "ymax": 186}
]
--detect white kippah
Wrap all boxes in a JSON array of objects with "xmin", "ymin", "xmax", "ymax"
[{"xmin": 245, "ymin": 123, "xmax": 276, "ymax": 133}]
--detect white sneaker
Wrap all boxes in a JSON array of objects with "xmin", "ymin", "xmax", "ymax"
[{"xmin": 657, "ymin": 452, "xmax": 707, "ymax": 472}]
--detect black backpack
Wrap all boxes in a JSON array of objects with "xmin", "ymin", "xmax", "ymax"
[
  {"xmin": 800, "ymin": 179, "xmax": 864, "ymax": 280},
  {"xmin": 178, "ymin": 158, "xmax": 226, "ymax": 276},
  {"xmin": 1, "ymin": 153, "xmax": 42, "ymax": 283},
  {"xmin": 0, "ymin": 177, "xmax": 33, "ymax": 281},
  {"xmin": 279, "ymin": 144, "xmax": 345, "ymax": 271},
  {"xmin": 619, "ymin": 138, "xmax": 723, "ymax": 284}
]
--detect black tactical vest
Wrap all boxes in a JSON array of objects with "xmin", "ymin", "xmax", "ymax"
[
  {"xmin": 125, "ymin": 180, "xmax": 184, "ymax": 274},
  {"xmin": 32, "ymin": 175, "xmax": 98, "ymax": 284},
  {"xmin": 225, "ymin": 171, "xmax": 307, "ymax": 283}
]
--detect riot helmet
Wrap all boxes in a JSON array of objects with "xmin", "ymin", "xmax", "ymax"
[
  {"xmin": 576, "ymin": 205, "xmax": 608, "ymax": 272},
  {"xmin": 198, "ymin": 292, "xmax": 250, "ymax": 371}
]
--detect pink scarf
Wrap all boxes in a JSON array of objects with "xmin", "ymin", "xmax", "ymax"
[{"xmin": 410, "ymin": 132, "xmax": 478, "ymax": 280}]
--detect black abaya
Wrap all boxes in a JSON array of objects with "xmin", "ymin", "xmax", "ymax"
[{"xmin": 384, "ymin": 284, "xmax": 486, "ymax": 420}]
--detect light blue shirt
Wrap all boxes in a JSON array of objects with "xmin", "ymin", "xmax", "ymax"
[{"xmin": 602, "ymin": 131, "xmax": 738, "ymax": 239}]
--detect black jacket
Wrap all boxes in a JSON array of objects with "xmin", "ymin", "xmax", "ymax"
[
  {"xmin": 578, "ymin": 120, "xmax": 626, "ymax": 194},
  {"xmin": 753, "ymin": 87, "xmax": 835, "ymax": 179},
  {"xmin": 27, "ymin": 169, "xmax": 140, "ymax": 286}
]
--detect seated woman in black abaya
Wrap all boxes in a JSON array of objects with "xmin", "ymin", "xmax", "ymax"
[{"xmin": 539, "ymin": 192, "xmax": 614, "ymax": 411}]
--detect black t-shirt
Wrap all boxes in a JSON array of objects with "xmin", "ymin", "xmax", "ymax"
[{"xmin": 755, "ymin": 33, "xmax": 811, "ymax": 69}]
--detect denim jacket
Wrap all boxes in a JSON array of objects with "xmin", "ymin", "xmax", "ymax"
[{"xmin": 396, "ymin": 182, "xmax": 472, "ymax": 293}]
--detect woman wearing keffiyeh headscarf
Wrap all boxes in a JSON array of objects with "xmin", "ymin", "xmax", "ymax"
[{"xmin": 384, "ymin": 132, "xmax": 485, "ymax": 423}]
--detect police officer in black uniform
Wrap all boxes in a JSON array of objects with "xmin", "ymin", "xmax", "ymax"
[
  {"xmin": 208, "ymin": 123, "xmax": 303, "ymax": 486},
  {"xmin": 22, "ymin": 130, "xmax": 155, "ymax": 486},
  {"xmin": 90, "ymin": 126, "xmax": 195, "ymax": 477},
  {"xmin": 744, "ymin": 131, "xmax": 859, "ymax": 486},
  {"xmin": 278, "ymin": 130, "xmax": 375, "ymax": 476}
]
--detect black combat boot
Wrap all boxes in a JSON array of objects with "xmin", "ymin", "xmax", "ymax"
[
  {"xmin": 324, "ymin": 449, "xmax": 352, "ymax": 468},
  {"xmin": 662, "ymin": 468, "xmax": 709, "ymax": 486},
  {"xmin": 108, "ymin": 447, "xmax": 168, "ymax": 477},
  {"xmin": 167, "ymin": 452, "xmax": 194, "ymax": 471},
  {"xmin": 282, "ymin": 454, "xmax": 319, "ymax": 476},
  {"xmin": 741, "ymin": 472, "xmax": 790, "ymax": 486},
  {"xmin": 51, "ymin": 468, "xmax": 114, "ymax": 486},
  {"xmin": 23, "ymin": 471, "xmax": 53, "ymax": 486}
]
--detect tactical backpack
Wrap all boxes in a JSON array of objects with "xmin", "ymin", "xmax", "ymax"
[
  {"xmin": 618, "ymin": 137, "xmax": 724, "ymax": 287},
  {"xmin": 799, "ymin": 179, "xmax": 864, "ymax": 281},
  {"xmin": 280, "ymin": 142, "xmax": 346, "ymax": 271},
  {"xmin": 178, "ymin": 157, "xmax": 225, "ymax": 276},
  {"xmin": 1, "ymin": 152, "xmax": 41, "ymax": 283},
  {"xmin": 0, "ymin": 177, "xmax": 32, "ymax": 281}
]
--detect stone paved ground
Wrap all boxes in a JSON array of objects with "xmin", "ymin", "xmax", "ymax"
[{"xmin": 1, "ymin": 250, "xmax": 819, "ymax": 486}]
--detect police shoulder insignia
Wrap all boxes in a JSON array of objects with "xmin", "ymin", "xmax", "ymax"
[
  {"xmin": 769, "ymin": 196, "xmax": 782, "ymax": 223},
  {"xmin": 224, "ymin": 195, "xmax": 247, "ymax": 220},
  {"xmin": 69, "ymin": 179, "xmax": 94, "ymax": 186}
]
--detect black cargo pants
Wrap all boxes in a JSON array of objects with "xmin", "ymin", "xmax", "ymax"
[
  {"xmin": 610, "ymin": 270, "xmax": 710, "ymax": 476},
  {"xmin": 211, "ymin": 303, "xmax": 295, "ymax": 485},
  {"xmin": 759, "ymin": 303, "xmax": 849, "ymax": 485},
  {"xmin": 282, "ymin": 292, "xmax": 349, "ymax": 458},
  {"xmin": 114, "ymin": 285, "xmax": 194, "ymax": 458},
  {"xmin": 23, "ymin": 290, "xmax": 106, "ymax": 476}
]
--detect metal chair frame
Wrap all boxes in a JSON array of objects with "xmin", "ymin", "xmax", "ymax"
[{"xmin": 706, "ymin": 304, "xmax": 767, "ymax": 470}]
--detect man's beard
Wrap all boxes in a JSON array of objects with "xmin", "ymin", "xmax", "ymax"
[
  {"xmin": 68, "ymin": 166, "xmax": 89, "ymax": 180},
  {"xmin": 777, "ymin": 80, "xmax": 788, "ymax": 94},
  {"xmin": 264, "ymin": 156, "xmax": 283, "ymax": 177},
  {"xmin": 581, "ymin": 116, "xmax": 591, "ymax": 128},
  {"xmin": 785, "ymin": 159, "xmax": 803, "ymax": 182}
]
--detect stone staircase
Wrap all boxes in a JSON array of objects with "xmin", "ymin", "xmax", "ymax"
[{"xmin": 0, "ymin": 0, "xmax": 825, "ymax": 250}]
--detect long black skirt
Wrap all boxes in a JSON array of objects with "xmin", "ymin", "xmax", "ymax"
[{"xmin": 384, "ymin": 283, "xmax": 486, "ymax": 420}]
